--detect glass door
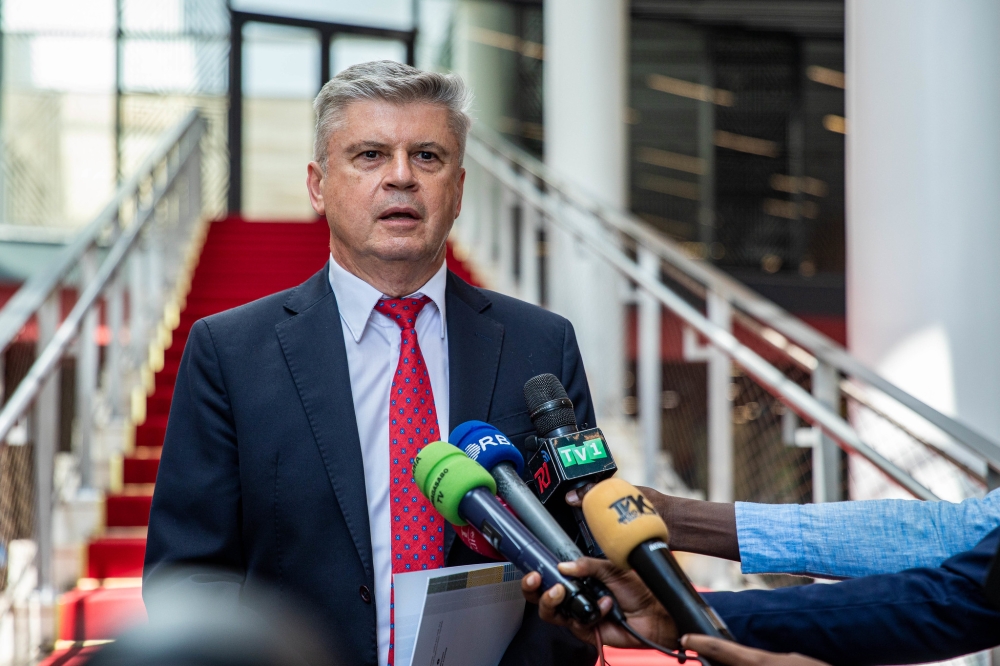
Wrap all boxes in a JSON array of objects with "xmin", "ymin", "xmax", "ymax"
[{"xmin": 241, "ymin": 22, "xmax": 320, "ymax": 220}]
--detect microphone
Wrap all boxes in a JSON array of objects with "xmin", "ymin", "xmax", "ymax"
[
  {"xmin": 450, "ymin": 420, "xmax": 583, "ymax": 562},
  {"xmin": 582, "ymin": 478, "xmax": 734, "ymax": 642},
  {"xmin": 522, "ymin": 374, "xmax": 617, "ymax": 555},
  {"xmin": 413, "ymin": 441, "xmax": 602, "ymax": 625}
]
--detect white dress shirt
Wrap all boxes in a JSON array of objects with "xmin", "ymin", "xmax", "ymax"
[{"xmin": 328, "ymin": 257, "xmax": 449, "ymax": 666}]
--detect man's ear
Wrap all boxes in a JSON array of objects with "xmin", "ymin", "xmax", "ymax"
[{"xmin": 306, "ymin": 161, "xmax": 326, "ymax": 217}]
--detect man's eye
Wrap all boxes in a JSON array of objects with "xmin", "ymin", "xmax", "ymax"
[
  {"xmin": 418, "ymin": 151, "xmax": 435, "ymax": 160},
  {"xmin": 363, "ymin": 151, "xmax": 379, "ymax": 159}
]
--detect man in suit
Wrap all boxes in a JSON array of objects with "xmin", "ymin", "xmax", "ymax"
[{"xmin": 143, "ymin": 61, "xmax": 597, "ymax": 666}]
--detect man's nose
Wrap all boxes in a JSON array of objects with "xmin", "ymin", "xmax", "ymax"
[{"xmin": 385, "ymin": 150, "xmax": 417, "ymax": 189}]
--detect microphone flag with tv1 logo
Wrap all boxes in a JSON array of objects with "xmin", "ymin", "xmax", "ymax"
[{"xmin": 522, "ymin": 374, "xmax": 617, "ymax": 556}]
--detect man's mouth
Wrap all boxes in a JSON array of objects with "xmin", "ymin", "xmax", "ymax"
[{"xmin": 378, "ymin": 207, "xmax": 422, "ymax": 221}]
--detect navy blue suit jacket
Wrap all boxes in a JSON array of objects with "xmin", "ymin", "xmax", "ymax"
[
  {"xmin": 705, "ymin": 527, "xmax": 1000, "ymax": 665},
  {"xmin": 143, "ymin": 266, "xmax": 598, "ymax": 666}
]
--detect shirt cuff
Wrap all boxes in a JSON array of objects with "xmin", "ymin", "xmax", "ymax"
[{"xmin": 736, "ymin": 502, "xmax": 806, "ymax": 575}]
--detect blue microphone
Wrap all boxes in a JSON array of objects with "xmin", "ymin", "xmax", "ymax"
[{"xmin": 451, "ymin": 420, "xmax": 583, "ymax": 562}]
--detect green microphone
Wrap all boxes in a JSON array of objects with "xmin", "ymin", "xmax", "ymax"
[{"xmin": 414, "ymin": 442, "xmax": 601, "ymax": 625}]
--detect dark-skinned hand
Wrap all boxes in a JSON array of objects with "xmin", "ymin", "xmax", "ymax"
[
  {"xmin": 564, "ymin": 483, "xmax": 741, "ymax": 561},
  {"xmin": 520, "ymin": 557, "xmax": 677, "ymax": 649}
]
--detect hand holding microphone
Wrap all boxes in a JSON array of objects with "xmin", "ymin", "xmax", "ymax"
[
  {"xmin": 521, "ymin": 556, "xmax": 677, "ymax": 651},
  {"xmin": 582, "ymin": 478, "xmax": 733, "ymax": 642},
  {"xmin": 524, "ymin": 478, "xmax": 734, "ymax": 665}
]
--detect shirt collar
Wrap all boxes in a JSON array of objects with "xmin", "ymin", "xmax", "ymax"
[{"xmin": 328, "ymin": 256, "xmax": 448, "ymax": 343}]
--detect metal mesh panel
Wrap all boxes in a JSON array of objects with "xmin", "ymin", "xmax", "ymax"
[
  {"xmin": 845, "ymin": 392, "xmax": 987, "ymax": 502},
  {"xmin": 658, "ymin": 360, "xmax": 708, "ymax": 494},
  {"xmin": 731, "ymin": 365, "xmax": 813, "ymax": 505}
]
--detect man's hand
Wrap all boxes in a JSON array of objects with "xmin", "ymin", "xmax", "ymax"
[
  {"xmin": 565, "ymin": 485, "xmax": 741, "ymax": 561},
  {"xmin": 521, "ymin": 557, "xmax": 677, "ymax": 649},
  {"xmin": 681, "ymin": 635, "xmax": 829, "ymax": 666}
]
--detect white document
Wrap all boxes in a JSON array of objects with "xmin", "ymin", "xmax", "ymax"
[{"xmin": 393, "ymin": 562, "xmax": 525, "ymax": 666}]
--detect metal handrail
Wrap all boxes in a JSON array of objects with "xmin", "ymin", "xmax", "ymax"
[
  {"xmin": 0, "ymin": 111, "xmax": 204, "ymax": 448},
  {"xmin": 0, "ymin": 121, "xmax": 202, "ymax": 445},
  {"xmin": 470, "ymin": 126, "xmax": 1000, "ymax": 474},
  {"xmin": 0, "ymin": 110, "xmax": 204, "ymax": 354},
  {"xmin": 469, "ymin": 138, "xmax": 938, "ymax": 501}
]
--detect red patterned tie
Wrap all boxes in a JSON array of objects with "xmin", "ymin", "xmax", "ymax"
[{"xmin": 374, "ymin": 296, "xmax": 445, "ymax": 666}]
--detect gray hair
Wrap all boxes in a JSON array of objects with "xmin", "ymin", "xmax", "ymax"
[{"xmin": 313, "ymin": 60, "xmax": 473, "ymax": 168}]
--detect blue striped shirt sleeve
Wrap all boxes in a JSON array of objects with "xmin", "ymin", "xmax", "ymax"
[{"xmin": 735, "ymin": 488, "xmax": 1000, "ymax": 578}]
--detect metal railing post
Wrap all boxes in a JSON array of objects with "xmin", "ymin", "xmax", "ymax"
[
  {"xmin": 75, "ymin": 249, "xmax": 99, "ymax": 490},
  {"xmin": 519, "ymin": 203, "xmax": 541, "ymax": 306},
  {"xmin": 637, "ymin": 248, "xmax": 662, "ymax": 488},
  {"xmin": 33, "ymin": 295, "xmax": 60, "ymax": 603},
  {"xmin": 496, "ymin": 186, "xmax": 516, "ymax": 293},
  {"xmin": 707, "ymin": 290, "xmax": 734, "ymax": 503},
  {"xmin": 812, "ymin": 360, "xmax": 842, "ymax": 502},
  {"xmin": 149, "ymin": 224, "xmax": 164, "ymax": 321},
  {"xmin": 476, "ymin": 165, "xmax": 494, "ymax": 272},
  {"xmin": 189, "ymin": 136, "xmax": 203, "ymax": 223},
  {"xmin": 106, "ymin": 272, "xmax": 124, "ymax": 418},
  {"xmin": 129, "ymin": 247, "xmax": 145, "ymax": 360}
]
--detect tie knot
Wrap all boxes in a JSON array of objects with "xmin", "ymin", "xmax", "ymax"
[{"xmin": 374, "ymin": 295, "xmax": 431, "ymax": 330}]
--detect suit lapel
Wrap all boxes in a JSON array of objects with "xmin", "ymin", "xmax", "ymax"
[
  {"xmin": 445, "ymin": 273, "xmax": 504, "ymax": 558},
  {"xmin": 275, "ymin": 265, "xmax": 374, "ymax": 581}
]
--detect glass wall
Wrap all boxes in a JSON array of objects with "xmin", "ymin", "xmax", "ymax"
[
  {"xmin": 0, "ymin": 0, "xmax": 230, "ymax": 229},
  {"xmin": 0, "ymin": 0, "xmax": 422, "ymax": 227},
  {"xmin": 629, "ymin": 19, "xmax": 846, "ymax": 279}
]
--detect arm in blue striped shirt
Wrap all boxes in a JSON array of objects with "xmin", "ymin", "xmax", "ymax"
[{"xmin": 736, "ymin": 488, "xmax": 1000, "ymax": 578}]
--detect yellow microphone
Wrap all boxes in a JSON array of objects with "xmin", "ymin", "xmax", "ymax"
[{"xmin": 583, "ymin": 479, "xmax": 734, "ymax": 641}]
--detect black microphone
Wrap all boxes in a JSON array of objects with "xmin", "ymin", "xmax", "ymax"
[
  {"xmin": 582, "ymin": 478, "xmax": 734, "ymax": 647},
  {"xmin": 522, "ymin": 374, "xmax": 617, "ymax": 556},
  {"xmin": 413, "ymin": 441, "xmax": 602, "ymax": 625}
]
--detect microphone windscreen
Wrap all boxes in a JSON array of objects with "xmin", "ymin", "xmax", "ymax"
[
  {"xmin": 523, "ymin": 373, "xmax": 577, "ymax": 435},
  {"xmin": 582, "ymin": 478, "xmax": 670, "ymax": 569},
  {"xmin": 450, "ymin": 420, "xmax": 525, "ymax": 475},
  {"xmin": 413, "ymin": 442, "xmax": 497, "ymax": 526}
]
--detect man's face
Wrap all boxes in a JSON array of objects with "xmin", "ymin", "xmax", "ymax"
[{"xmin": 307, "ymin": 100, "xmax": 465, "ymax": 272}]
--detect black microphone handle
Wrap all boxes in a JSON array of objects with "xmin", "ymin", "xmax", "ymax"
[
  {"xmin": 572, "ymin": 505, "xmax": 606, "ymax": 558},
  {"xmin": 492, "ymin": 462, "xmax": 584, "ymax": 562},
  {"xmin": 628, "ymin": 540, "xmax": 734, "ymax": 641}
]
